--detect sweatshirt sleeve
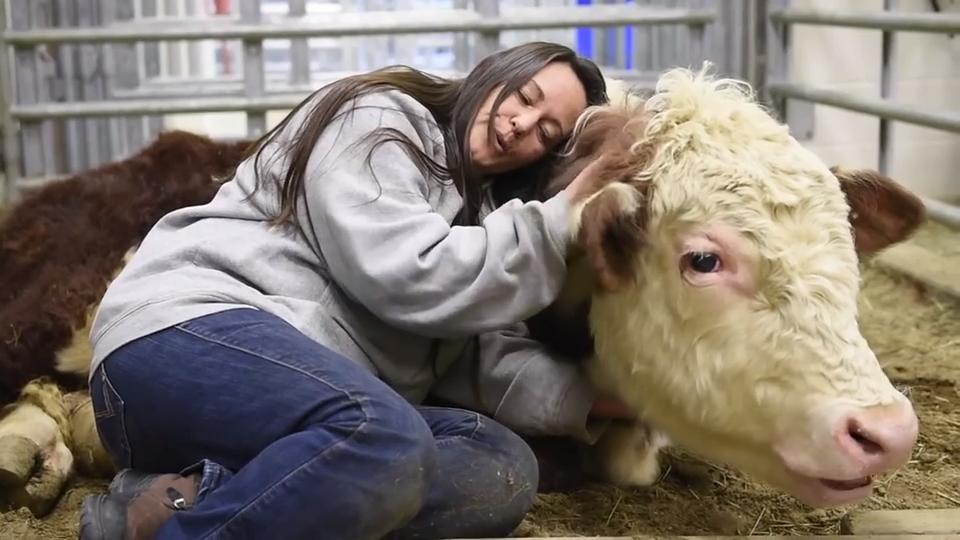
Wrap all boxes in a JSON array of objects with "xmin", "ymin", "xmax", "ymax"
[
  {"xmin": 298, "ymin": 91, "xmax": 573, "ymax": 338},
  {"xmin": 430, "ymin": 323, "xmax": 609, "ymax": 444}
]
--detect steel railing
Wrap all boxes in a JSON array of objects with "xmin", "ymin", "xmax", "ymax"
[
  {"xmin": 767, "ymin": 5, "xmax": 960, "ymax": 228},
  {"xmin": 0, "ymin": 1, "xmax": 716, "ymax": 204}
]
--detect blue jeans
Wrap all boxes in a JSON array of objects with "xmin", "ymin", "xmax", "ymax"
[{"xmin": 90, "ymin": 308, "xmax": 538, "ymax": 539}]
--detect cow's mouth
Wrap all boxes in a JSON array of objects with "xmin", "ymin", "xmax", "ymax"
[{"xmin": 819, "ymin": 476, "xmax": 872, "ymax": 491}]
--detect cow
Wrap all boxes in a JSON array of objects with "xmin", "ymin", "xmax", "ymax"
[
  {"xmin": 0, "ymin": 131, "xmax": 251, "ymax": 515},
  {"xmin": 527, "ymin": 64, "xmax": 924, "ymax": 508},
  {"xmin": 0, "ymin": 65, "xmax": 925, "ymax": 517}
]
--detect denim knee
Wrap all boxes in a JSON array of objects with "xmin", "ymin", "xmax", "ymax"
[
  {"xmin": 481, "ymin": 418, "xmax": 539, "ymax": 526},
  {"xmin": 347, "ymin": 393, "xmax": 437, "ymax": 526}
]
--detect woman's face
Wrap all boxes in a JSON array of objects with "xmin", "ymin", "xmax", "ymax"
[{"xmin": 469, "ymin": 61, "xmax": 588, "ymax": 175}]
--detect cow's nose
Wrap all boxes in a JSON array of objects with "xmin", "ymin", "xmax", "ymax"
[{"xmin": 837, "ymin": 401, "xmax": 918, "ymax": 473}]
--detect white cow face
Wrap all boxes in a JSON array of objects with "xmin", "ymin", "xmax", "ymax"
[{"xmin": 566, "ymin": 67, "xmax": 924, "ymax": 507}]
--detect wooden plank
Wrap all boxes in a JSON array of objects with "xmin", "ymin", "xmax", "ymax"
[
  {"xmin": 876, "ymin": 241, "xmax": 960, "ymax": 299},
  {"xmin": 840, "ymin": 508, "xmax": 960, "ymax": 535}
]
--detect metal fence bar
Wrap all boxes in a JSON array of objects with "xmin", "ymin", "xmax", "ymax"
[
  {"xmin": 10, "ymin": 0, "xmax": 46, "ymax": 180},
  {"xmin": 77, "ymin": 0, "xmax": 112, "ymax": 172},
  {"xmin": 9, "ymin": 68, "xmax": 660, "ymax": 120},
  {"xmin": 769, "ymin": 6, "xmax": 960, "ymax": 228},
  {"xmin": 2, "ymin": 7, "xmax": 717, "ymax": 44},
  {"xmin": 921, "ymin": 196, "xmax": 960, "ymax": 229},
  {"xmin": 240, "ymin": 0, "xmax": 265, "ymax": 136},
  {"xmin": 111, "ymin": 70, "xmax": 662, "ymax": 100},
  {"xmin": 687, "ymin": 0, "xmax": 706, "ymax": 67},
  {"xmin": 878, "ymin": 0, "xmax": 896, "ymax": 176},
  {"xmin": 0, "ymin": 0, "xmax": 19, "ymax": 205},
  {"xmin": 475, "ymin": 0, "xmax": 501, "ymax": 62},
  {"xmin": 770, "ymin": 8, "xmax": 960, "ymax": 34},
  {"xmin": 768, "ymin": 82, "xmax": 960, "ymax": 135},
  {"xmin": 453, "ymin": 0, "xmax": 470, "ymax": 72},
  {"xmin": 288, "ymin": 0, "xmax": 310, "ymax": 89}
]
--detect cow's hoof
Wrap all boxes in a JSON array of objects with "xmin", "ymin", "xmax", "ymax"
[
  {"xmin": 0, "ymin": 435, "xmax": 40, "ymax": 488},
  {"xmin": 591, "ymin": 422, "xmax": 671, "ymax": 487},
  {"xmin": 3, "ymin": 472, "xmax": 64, "ymax": 518},
  {"xmin": 603, "ymin": 447, "xmax": 662, "ymax": 487},
  {"xmin": 1, "ymin": 445, "xmax": 73, "ymax": 518}
]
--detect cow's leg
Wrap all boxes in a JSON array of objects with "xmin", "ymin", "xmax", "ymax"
[
  {"xmin": 0, "ymin": 378, "xmax": 75, "ymax": 516},
  {"xmin": 3, "ymin": 433, "xmax": 73, "ymax": 517},
  {"xmin": 64, "ymin": 390, "xmax": 114, "ymax": 478},
  {"xmin": 588, "ymin": 420, "xmax": 670, "ymax": 487}
]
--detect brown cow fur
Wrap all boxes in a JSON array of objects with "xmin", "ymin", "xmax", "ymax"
[
  {"xmin": 0, "ymin": 131, "xmax": 252, "ymax": 403},
  {"xmin": 524, "ymin": 106, "xmax": 653, "ymax": 361}
]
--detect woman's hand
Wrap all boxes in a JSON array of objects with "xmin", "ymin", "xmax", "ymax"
[{"xmin": 590, "ymin": 395, "xmax": 636, "ymax": 419}]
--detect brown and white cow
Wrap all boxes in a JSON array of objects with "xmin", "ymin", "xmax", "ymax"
[
  {"xmin": 534, "ymin": 64, "xmax": 924, "ymax": 508},
  {"xmin": 0, "ymin": 131, "xmax": 251, "ymax": 515}
]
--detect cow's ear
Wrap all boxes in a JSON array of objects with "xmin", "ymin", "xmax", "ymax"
[
  {"xmin": 557, "ymin": 107, "xmax": 655, "ymax": 292},
  {"xmin": 831, "ymin": 166, "xmax": 925, "ymax": 256},
  {"xmin": 573, "ymin": 182, "xmax": 651, "ymax": 292}
]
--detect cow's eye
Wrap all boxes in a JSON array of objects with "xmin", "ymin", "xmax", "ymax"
[{"xmin": 686, "ymin": 252, "xmax": 721, "ymax": 273}]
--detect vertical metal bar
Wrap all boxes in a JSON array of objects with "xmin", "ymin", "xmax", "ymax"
[
  {"xmin": 9, "ymin": 0, "xmax": 45, "ymax": 179},
  {"xmin": 879, "ymin": 0, "xmax": 896, "ymax": 175},
  {"xmin": 687, "ymin": 0, "xmax": 706, "ymax": 68},
  {"xmin": 767, "ymin": 0, "xmax": 788, "ymax": 112},
  {"xmin": 669, "ymin": 0, "xmax": 686, "ymax": 70},
  {"xmin": 137, "ymin": 0, "xmax": 163, "ymax": 140},
  {"xmin": 53, "ymin": 0, "xmax": 83, "ymax": 173},
  {"xmin": 454, "ymin": 0, "xmax": 469, "ymax": 72},
  {"xmin": 35, "ymin": 0, "xmax": 60, "ymax": 175},
  {"xmin": 289, "ymin": 0, "xmax": 310, "ymax": 87},
  {"xmin": 744, "ymin": 0, "xmax": 762, "ymax": 90},
  {"xmin": 77, "ymin": 0, "xmax": 111, "ymax": 169},
  {"xmin": 115, "ymin": 0, "xmax": 145, "ymax": 157},
  {"xmin": 0, "ymin": 0, "xmax": 22, "ymax": 204},
  {"xmin": 185, "ymin": 0, "xmax": 202, "ymax": 79},
  {"xmin": 162, "ymin": 0, "xmax": 181, "ymax": 77},
  {"xmin": 240, "ymin": 0, "xmax": 265, "ymax": 136},
  {"xmin": 474, "ymin": 0, "xmax": 500, "ymax": 62},
  {"xmin": 100, "ymin": 0, "xmax": 126, "ymax": 162},
  {"xmin": 633, "ymin": 0, "xmax": 653, "ymax": 73},
  {"xmin": 649, "ymin": 0, "xmax": 662, "ymax": 71}
]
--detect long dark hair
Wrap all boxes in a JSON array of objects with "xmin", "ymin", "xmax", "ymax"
[{"xmin": 248, "ymin": 41, "xmax": 608, "ymax": 230}]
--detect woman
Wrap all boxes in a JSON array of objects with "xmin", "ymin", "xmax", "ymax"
[{"xmin": 80, "ymin": 41, "xmax": 623, "ymax": 540}]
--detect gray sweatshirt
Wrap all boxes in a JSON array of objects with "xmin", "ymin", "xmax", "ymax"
[{"xmin": 89, "ymin": 89, "xmax": 602, "ymax": 443}]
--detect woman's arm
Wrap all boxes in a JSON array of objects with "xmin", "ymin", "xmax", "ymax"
[
  {"xmin": 295, "ymin": 91, "xmax": 573, "ymax": 338},
  {"xmin": 430, "ymin": 322, "xmax": 630, "ymax": 443}
]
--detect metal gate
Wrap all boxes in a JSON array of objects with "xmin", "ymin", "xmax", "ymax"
[
  {"xmin": 762, "ymin": 1, "xmax": 960, "ymax": 227},
  {"xmin": 0, "ymin": 0, "xmax": 760, "ymax": 204}
]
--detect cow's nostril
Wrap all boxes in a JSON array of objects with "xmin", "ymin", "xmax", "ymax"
[{"xmin": 848, "ymin": 420, "xmax": 884, "ymax": 456}]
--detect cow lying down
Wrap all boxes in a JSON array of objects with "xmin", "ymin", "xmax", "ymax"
[
  {"xmin": 0, "ymin": 132, "xmax": 251, "ymax": 515},
  {"xmin": 529, "ymin": 65, "xmax": 924, "ymax": 507},
  {"xmin": 0, "ymin": 65, "xmax": 924, "ymax": 517}
]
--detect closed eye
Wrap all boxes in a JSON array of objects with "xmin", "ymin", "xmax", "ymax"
[{"xmin": 517, "ymin": 87, "xmax": 558, "ymax": 145}]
